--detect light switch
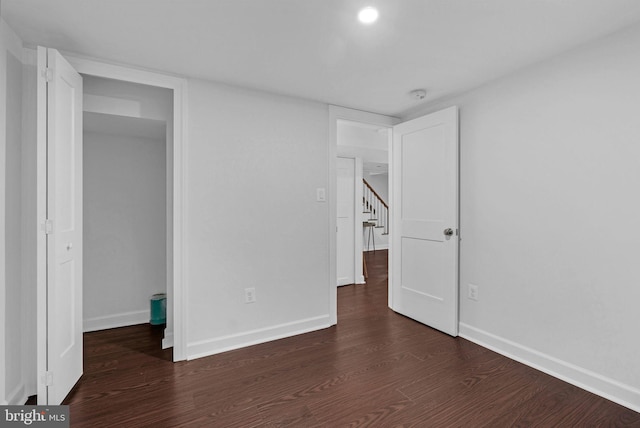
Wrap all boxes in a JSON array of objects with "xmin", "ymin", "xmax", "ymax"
[{"xmin": 316, "ymin": 188, "xmax": 326, "ymax": 202}]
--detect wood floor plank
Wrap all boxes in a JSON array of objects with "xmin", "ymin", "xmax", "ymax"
[{"xmin": 63, "ymin": 250, "xmax": 639, "ymax": 427}]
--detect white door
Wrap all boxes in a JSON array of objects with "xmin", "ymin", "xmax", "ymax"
[
  {"xmin": 37, "ymin": 47, "xmax": 83, "ymax": 404},
  {"xmin": 389, "ymin": 107, "xmax": 459, "ymax": 336},
  {"xmin": 336, "ymin": 157, "xmax": 356, "ymax": 286}
]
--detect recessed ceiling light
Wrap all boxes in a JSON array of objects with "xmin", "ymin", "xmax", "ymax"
[{"xmin": 358, "ymin": 7, "xmax": 379, "ymax": 24}]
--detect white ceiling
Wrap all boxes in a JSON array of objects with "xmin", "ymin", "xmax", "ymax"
[{"xmin": 3, "ymin": 0, "xmax": 640, "ymax": 117}]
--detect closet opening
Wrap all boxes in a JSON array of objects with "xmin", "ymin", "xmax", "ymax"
[{"xmin": 81, "ymin": 75, "xmax": 174, "ymax": 350}]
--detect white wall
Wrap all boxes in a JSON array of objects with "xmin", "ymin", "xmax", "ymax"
[
  {"xmin": 406, "ymin": 23, "xmax": 640, "ymax": 410},
  {"xmin": 185, "ymin": 79, "xmax": 331, "ymax": 358},
  {"xmin": 4, "ymin": 37, "xmax": 23, "ymax": 404},
  {"xmin": 0, "ymin": 16, "xmax": 28, "ymax": 405},
  {"xmin": 83, "ymin": 130, "xmax": 166, "ymax": 331},
  {"xmin": 365, "ymin": 172, "xmax": 388, "ymax": 204}
]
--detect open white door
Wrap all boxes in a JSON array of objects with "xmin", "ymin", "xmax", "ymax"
[
  {"xmin": 37, "ymin": 47, "xmax": 83, "ymax": 404},
  {"xmin": 389, "ymin": 107, "xmax": 459, "ymax": 336}
]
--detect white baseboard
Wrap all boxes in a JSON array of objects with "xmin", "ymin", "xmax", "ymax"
[
  {"xmin": 83, "ymin": 310, "xmax": 150, "ymax": 332},
  {"xmin": 459, "ymin": 323, "xmax": 640, "ymax": 413},
  {"xmin": 162, "ymin": 329, "xmax": 174, "ymax": 349},
  {"xmin": 364, "ymin": 244, "xmax": 388, "ymax": 252},
  {"xmin": 6, "ymin": 383, "xmax": 26, "ymax": 405},
  {"xmin": 338, "ymin": 276, "xmax": 367, "ymax": 286},
  {"xmin": 337, "ymin": 276, "xmax": 352, "ymax": 286},
  {"xmin": 187, "ymin": 315, "xmax": 332, "ymax": 360}
]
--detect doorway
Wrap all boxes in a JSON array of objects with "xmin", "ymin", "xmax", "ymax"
[
  {"xmin": 329, "ymin": 106, "xmax": 460, "ymax": 335},
  {"xmin": 65, "ymin": 58, "xmax": 187, "ymax": 360},
  {"xmin": 81, "ymin": 75, "xmax": 171, "ymax": 336},
  {"xmin": 329, "ymin": 106, "xmax": 397, "ymax": 323},
  {"xmin": 36, "ymin": 49, "xmax": 187, "ymax": 404},
  {"xmin": 336, "ymin": 122, "xmax": 391, "ymax": 282}
]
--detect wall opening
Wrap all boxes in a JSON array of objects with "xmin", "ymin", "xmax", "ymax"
[{"xmin": 81, "ymin": 75, "xmax": 173, "ymax": 346}]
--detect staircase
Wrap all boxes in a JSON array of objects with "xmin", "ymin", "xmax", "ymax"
[{"xmin": 362, "ymin": 179, "xmax": 389, "ymax": 236}]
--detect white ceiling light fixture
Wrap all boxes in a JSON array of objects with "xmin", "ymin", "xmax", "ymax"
[{"xmin": 358, "ymin": 7, "xmax": 379, "ymax": 24}]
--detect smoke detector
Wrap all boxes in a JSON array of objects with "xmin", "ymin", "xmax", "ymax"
[{"xmin": 409, "ymin": 89, "xmax": 427, "ymax": 100}]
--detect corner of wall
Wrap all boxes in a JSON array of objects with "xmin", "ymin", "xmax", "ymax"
[{"xmin": 459, "ymin": 323, "xmax": 640, "ymax": 413}]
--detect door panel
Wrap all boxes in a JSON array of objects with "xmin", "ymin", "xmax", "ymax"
[
  {"xmin": 390, "ymin": 107, "xmax": 459, "ymax": 336},
  {"xmin": 337, "ymin": 157, "xmax": 356, "ymax": 286},
  {"xmin": 40, "ymin": 47, "xmax": 83, "ymax": 404},
  {"xmin": 402, "ymin": 127, "xmax": 446, "ymax": 221},
  {"xmin": 401, "ymin": 237, "xmax": 444, "ymax": 299}
]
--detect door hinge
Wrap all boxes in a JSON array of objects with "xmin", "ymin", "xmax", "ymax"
[
  {"xmin": 42, "ymin": 67, "xmax": 54, "ymax": 82},
  {"xmin": 42, "ymin": 371, "xmax": 53, "ymax": 386},
  {"xmin": 43, "ymin": 219, "xmax": 53, "ymax": 234}
]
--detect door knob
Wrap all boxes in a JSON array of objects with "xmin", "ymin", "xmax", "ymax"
[
  {"xmin": 66, "ymin": 242, "xmax": 73, "ymax": 250},
  {"xmin": 444, "ymin": 228, "xmax": 454, "ymax": 236}
]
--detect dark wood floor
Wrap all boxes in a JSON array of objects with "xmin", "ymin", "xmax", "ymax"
[{"xmin": 65, "ymin": 250, "xmax": 639, "ymax": 427}]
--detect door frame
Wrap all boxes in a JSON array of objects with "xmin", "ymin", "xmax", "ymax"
[
  {"xmin": 328, "ymin": 106, "xmax": 398, "ymax": 324},
  {"xmin": 37, "ymin": 52, "xmax": 188, "ymax": 401}
]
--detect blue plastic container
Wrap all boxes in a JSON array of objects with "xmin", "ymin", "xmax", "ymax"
[{"xmin": 150, "ymin": 293, "xmax": 167, "ymax": 325}]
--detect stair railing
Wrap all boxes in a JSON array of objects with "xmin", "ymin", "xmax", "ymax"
[{"xmin": 363, "ymin": 179, "xmax": 389, "ymax": 235}]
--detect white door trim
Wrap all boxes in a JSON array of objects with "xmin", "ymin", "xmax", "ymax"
[
  {"xmin": 35, "ymin": 46, "xmax": 48, "ymax": 404},
  {"xmin": 329, "ymin": 106, "xmax": 398, "ymax": 324},
  {"xmin": 39, "ymin": 52, "xmax": 188, "ymax": 362},
  {"xmin": 336, "ymin": 156, "xmax": 356, "ymax": 286},
  {"xmin": 354, "ymin": 157, "xmax": 365, "ymax": 284}
]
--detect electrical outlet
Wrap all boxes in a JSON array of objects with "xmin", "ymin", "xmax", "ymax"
[
  {"xmin": 245, "ymin": 287, "xmax": 256, "ymax": 303},
  {"xmin": 468, "ymin": 284, "xmax": 479, "ymax": 301}
]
